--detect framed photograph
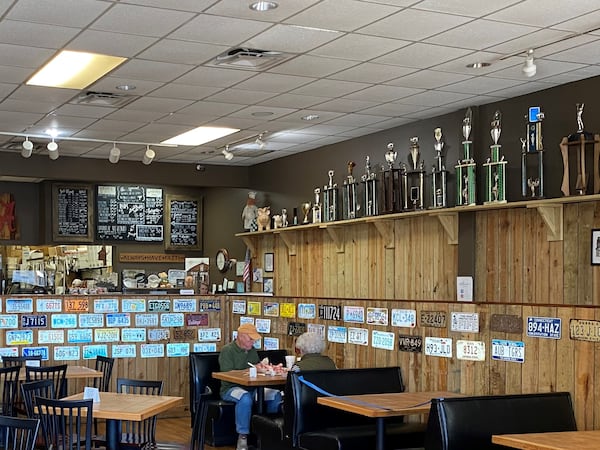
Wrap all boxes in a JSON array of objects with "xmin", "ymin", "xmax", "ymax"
[
  {"xmin": 264, "ymin": 253, "xmax": 274, "ymax": 272},
  {"xmin": 263, "ymin": 278, "xmax": 273, "ymax": 294},
  {"xmin": 165, "ymin": 194, "xmax": 202, "ymax": 251},
  {"xmin": 52, "ymin": 183, "xmax": 94, "ymax": 242},
  {"xmin": 592, "ymin": 229, "xmax": 600, "ymax": 265}
]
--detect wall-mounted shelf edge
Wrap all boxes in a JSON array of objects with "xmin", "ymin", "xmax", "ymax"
[
  {"xmin": 273, "ymin": 230, "xmax": 297, "ymax": 255},
  {"xmin": 368, "ymin": 219, "xmax": 395, "ymax": 248}
]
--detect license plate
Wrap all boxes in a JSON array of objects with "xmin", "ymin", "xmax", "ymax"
[
  {"xmin": 569, "ymin": 319, "xmax": 600, "ymax": 342},
  {"xmin": 112, "ymin": 344, "xmax": 137, "ymax": 358},
  {"xmin": 82, "ymin": 345, "xmax": 108, "ymax": 359},
  {"xmin": 0, "ymin": 315, "xmax": 18, "ymax": 329},
  {"xmin": 121, "ymin": 299, "xmax": 146, "ymax": 313},
  {"xmin": 173, "ymin": 299, "xmax": 196, "ymax": 312},
  {"xmin": 36, "ymin": 299, "xmax": 62, "ymax": 312},
  {"xmin": 424, "ymin": 336, "xmax": 452, "ymax": 357},
  {"xmin": 491, "ymin": 339, "xmax": 525, "ymax": 363},
  {"xmin": 122, "ymin": 328, "xmax": 146, "ymax": 342},
  {"xmin": 65, "ymin": 299, "xmax": 89, "ymax": 312},
  {"xmin": 5, "ymin": 298, "xmax": 33, "ymax": 313},
  {"xmin": 79, "ymin": 314, "xmax": 104, "ymax": 328},
  {"xmin": 148, "ymin": 329, "xmax": 170, "ymax": 341},
  {"xmin": 51, "ymin": 314, "xmax": 77, "ymax": 328},
  {"xmin": 21, "ymin": 314, "xmax": 47, "ymax": 328},
  {"xmin": 6, "ymin": 330, "xmax": 34, "ymax": 345},
  {"xmin": 23, "ymin": 347, "xmax": 48, "ymax": 360},
  {"xmin": 38, "ymin": 330, "xmax": 64, "ymax": 344},
  {"xmin": 53, "ymin": 346, "xmax": 80, "ymax": 361},
  {"xmin": 135, "ymin": 314, "xmax": 158, "ymax": 327},
  {"xmin": 141, "ymin": 344, "xmax": 164, "ymax": 358},
  {"xmin": 167, "ymin": 343, "xmax": 189, "ymax": 357},
  {"xmin": 68, "ymin": 329, "xmax": 93, "ymax": 343},
  {"xmin": 527, "ymin": 317, "xmax": 561, "ymax": 339},
  {"xmin": 287, "ymin": 322, "xmax": 307, "ymax": 336},
  {"xmin": 392, "ymin": 309, "xmax": 416, "ymax": 328},
  {"xmin": 186, "ymin": 313, "xmax": 208, "ymax": 327},
  {"xmin": 174, "ymin": 329, "xmax": 195, "ymax": 340},
  {"xmin": 456, "ymin": 340, "xmax": 485, "ymax": 361},
  {"xmin": 160, "ymin": 313, "xmax": 184, "ymax": 327},
  {"xmin": 347, "ymin": 327, "xmax": 368, "ymax": 346},
  {"xmin": 94, "ymin": 299, "xmax": 119, "ymax": 313},
  {"xmin": 94, "ymin": 328, "xmax": 120, "ymax": 342},
  {"xmin": 198, "ymin": 328, "xmax": 221, "ymax": 342},
  {"xmin": 450, "ymin": 312, "xmax": 479, "ymax": 333},
  {"xmin": 148, "ymin": 300, "xmax": 170, "ymax": 312},
  {"xmin": 420, "ymin": 311, "xmax": 447, "ymax": 328},
  {"xmin": 106, "ymin": 313, "xmax": 131, "ymax": 327},
  {"xmin": 398, "ymin": 335, "xmax": 423, "ymax": 353}
]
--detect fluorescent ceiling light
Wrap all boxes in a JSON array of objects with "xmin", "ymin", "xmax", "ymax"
[
  {"xmin": 27, "ymin": 50, "xmax": 127, "ymax": 89},
  {"xmin": 162, "ymin": 127, "xmax": 240, "ymax": 146}
]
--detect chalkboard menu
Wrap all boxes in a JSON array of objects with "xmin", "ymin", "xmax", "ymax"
[
  {"xmin": 165, "ymin": 194, "xmax": 202, "ymax": 250},
  {"xmin": 52, "ymin": 184, "xmax": 93, "ymax": 242},
  {"xmin": 96, "ymin": 185, "xmax": 163, "ymax": 241}
]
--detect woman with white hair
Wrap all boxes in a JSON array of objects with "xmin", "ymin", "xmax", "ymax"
[{"xmin": 292, "ymin": 332, "xmax": 336, "ymax": 371}]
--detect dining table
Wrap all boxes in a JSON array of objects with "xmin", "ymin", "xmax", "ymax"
[
  {"xmin": 65, "ymin": 391, "xmax": 183, "ymax": 450},
  {"xmin": 212, "ymin": 369, "xmax": 288, "ymax": 414},
  {"xmin": 492, "ymin": 430, "xmax": 600, "ymax": 450},
  {"xmin": 317, "ymin": 390, "xmax": 463, "ymax": 450}
]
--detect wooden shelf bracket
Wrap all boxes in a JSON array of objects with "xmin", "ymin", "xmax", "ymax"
[
  {"xmin": 530, "ymin": 204, "xmax": 563, "ymax": 241},
  {"xmin": 434, "ymin": 212, "xmax": 458, "ymax": 245},
  {"xmin": 241, "ymin": 236, "xmax": 256, "ymax": 256},
  {"xmin": 323, "ymin": 225, "xmax": 345, "ymax": 253},
  {"xmin": 372, "ymin": 220, "xmax": 395, "ymax": 248},
  {"xmin": 275, "ymin": 231, "xmax": 297, "ymax": 256}
]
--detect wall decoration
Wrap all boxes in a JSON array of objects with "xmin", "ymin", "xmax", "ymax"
[
  {"xmin": 264, "ymin": 253, "xmax": 274, "ymax": 272},
  {"xmin": 52, "ymin": 184, "xmax": 92, "ymax": 242},
  {"xmin": 263, "ymin": 278, "xmax": 273, "ymax": 293},
  {"xmin": 592, "ymin": 229, "xmax": 600, "ymax": 265},
  {"xmin": 165, "ymin": 194, "xmax": 202, "ymax": 250}
]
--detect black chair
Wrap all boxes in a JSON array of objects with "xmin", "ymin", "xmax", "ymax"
[
  {"xmin": 2, "ymin": 357, "xmax": 42, "ymax": 368},
  {"xmin": 21, "ymin": 379, "xmax": 55, "ymax": 419},
  {"xmin": 116, "ymin": 378, "xmax": 163, "ymax": 449},
  {"xmin": 0, "ymin": 366, "xmax": 22, "ymax": 417},
  {"xmin": 36, "ymin": 397, "xmax": 92, "ymax": 450},
  {"xmin": 25, "ymin": 365, "xmax": 67, "ymax": 399},
  {"xmin": 0, "ymin": 415, "xmax": 40, "ymax": 450},
  {"xmin": 190, "ymin": 386, "xmax": 212, "ymax": 450},
  {"xmin": 188, "ymin": 352, "xmax": 236, "ymax": 447},
  {"xmin": 92, "ymin": 356, "xmax": 114, "ymax": 392}
]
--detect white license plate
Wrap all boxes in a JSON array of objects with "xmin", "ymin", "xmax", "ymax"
[
  {"xmin": 456, "ymin": 340, "xmax": 485, "ymax": 361},
  {"xmin": 491, "ymin": 339, "xmax": 525, "ymax": 363},
  {"xmin": 424, "ymin": 336, "xmax": 452, "ymax": 358}
]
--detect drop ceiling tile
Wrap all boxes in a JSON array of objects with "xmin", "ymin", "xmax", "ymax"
[
  {"xmin": 277, "ymin": 109, "xmax": 345, "ymax": 124},
  {"xmin": 440, "ymin": 76, "xmax": 525, "ymax": 94},
  {"xmin": 89, "ymin": 77, "xmax": 164, "ymax": 96},
  {"xmin": 206, "ymin": 0, "xmax": 321, "ymax": 21},
  {"xmin": 485, "ymin": 81, "xmax": 557, "ymax": 98},
  {"xmin": 34, "ymin": 115, "xmax": 99, "ymax": 132},
  {"xmin": 91, "ymin": 3, "xmax": 194, "ymax": 37},
  {"xmin": 137, "ymin": 40, "xmax": 230, "ymax": 65},
  {"xmin": 374, "ymin": 43, "xmax": 473, "ymax": 68},
  {"xmin": 552, "ymin": 9, "xmax": 600, "ymax": 33},
  {"xmin": 0, "ymin": 20, "xmax": 79, "ymax": 48},
  {"xmin": 284, "ymin": 0, "xmax": 398, "ymax": 32},
  {"xmin": 268, "ymin": 55, "xmax": 358, "ymax": 77},
  {"xmin": 175, "ymin": 66, "xmax": 256, "ymax": 88},
  {"xmin": 485, "ymin": 29, "xmax": 572, "ymax": 55},
  {"xmin": 10, "ymin": 85, "xmax": 78, "ymax": 104},
  {"xmin": 369, "ymin": 117, "xmax": 415, "ymax": 129},
  {"xmin": 0, "ymin": 0, "xmax": 11, "ymax": 15},
  {"xmin": 230, "ymin": 105, "xmax": 299, "ymax": 120},
  {"xmin": 170, "ymin": 14, "xmax": 272, "ymax": 46},
  {"xmin": 67, "ymin": 30, "xmax": 158, "ymax": 57},
  {"xmin": 544, "ymin": 40, "xmax": 600, "ymax": 64},
  {"xmin": 111, "ymin": 59, "xmax": 194, "ymax": 83},
  {"xmin": 156, "ymin": 113, "xmax": 220, "ymax": 127},
  {"xmin": 0, "ymin": 43, "xmax": 54, "ymax": 69},
  {"xmin": 204, "ymin": 89, "xmax": 278, "ymax": 105},
  {"xmin": 236, "ymin": 73, "xmax": 315, "ymax": 93},
  {"xmin": 121, "ymin": 0, "xmax": 216, "ymax": 13},
  {"xmin": 330, "ymin": 63, "xmax": 417, "ymax": 83},
  {"xmin": 359, "ymin": 8, "xmax": 472, "ymax": 41},
  {"xmin": 344, "ymin": 85, "xmax": 423, "ymax": 102},
  {"xmin": 0, "ymin": 111, "xmax": 46, "ymax": 128},
  {"xmin": 0, "ymin": 98, "xmax": 58, "ymax": 114},
  {"xmin": 178, "ymin": 101, "xmax": 247, "ymax": 117},
  {"xmin": 324, "ymin": 113, "xmax": 390, "ymax": 127},
  {"xmin": 50, "ymin": 104, "xmax": 116, "ymax": 119},
  {"xmin": 86, "ymin": 119, "xmax": 146, "ymax": 133},
  {"xmin": 434, "ymin": 52, "xmax": 519, "ymax": 75},
  {"xmin": 398, "ymin": 90, "xmax": 475, "ymax": 107},
  {"xmin": 487, "ymin": 0, "xmax": 600, "ymax": 27},
  {"xmin": 270, "ymin": 131, "xmax": 336, "ymax": 143},
  {"xmin": 358, "ymin": 102, "xmax": 431, "ymax": 116},
  {"xmin": 414, "ymin": 0, "xmax": 522, "ymax": 17},
  {"xmin": 386, "ymin": 70, "xmax": 473, "ymax": 89},
  {"xmin": 0, "ymin": 82, "xmax": 16, "ymax": 99},
  {"xmin": 0, "ymin": 65, "xmax": 35, "ymax": 84},
  {"xmin": 7, "ymin": 0, "xmax": 110, "ymax": 27},
  {"xmin": 490, "ymin": 59, "xmax": 586, "ymax": 81},
  {"xmin": 284, "ymin": 124, "xmax": 355, "ymax": 136},
  {"xmin": 425, "ymin": 19, "xmax": 538, "ymax": 50},
  {"xmin": 258, "ymin": 93, "xmax": 328, "ymax": 109},
  {"xmin": 291, "ymin": 79, "xmax": 371, "ymax": 98},
  {"xmin": 103, "ymin": 108, "xmax": 169, "ymax": 123},
  {"xmin": 148, "ymin": 84, "xmax": 223, "ymax": 101},
  {"xmin": 310, "ymin": 98, "xmax": 379, "ymax": 113},
  {"xmin": 310, "ymin": 34, "xmax": 411, "ymax": 61},
  {"xmin": 537, "ymin": 65, "xmax": 600, "ymax": 85},
  {"xmin": 533, "ymin": 35, "xmax": 598, "ymax": 58},
  {"xmin": 122, "ymin": 97, "xmax": 194, "ymax": 113},
  {"xmin": 244, "ymin": 24, "xmax": 342, "ymax": 53}
]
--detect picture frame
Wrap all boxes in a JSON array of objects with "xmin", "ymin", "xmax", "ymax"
[
  {"xmin": 52, "ymin": 183, "xmax": 94, "ymax": 242},
  {"xmin": 592, "ymin": 229, "xmax": 600, "ymax": 265},
  {"xmin": 264, "ymin": 253, "xmax": 274, "ymax": 272},
  {"xmin": 165, "ymin": 194, "xmax": 203, "ymax": 251},
  {"xmin": 263, "ymin": 278, "xmax": 274, "ymax": 294}
]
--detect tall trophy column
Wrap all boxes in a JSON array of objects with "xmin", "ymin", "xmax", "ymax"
[
  {"xmin": 401, "ymin": 137, "xmax": 426, "ymax": 210},
  {"xmin": 323, "ymin": 170, "xmax": 339, "ymax": 222},
  {"xmin": 342, "ymin": 161, "xmax": 359, "ymax": 219},
  {"xmin": 521, "ymin": 106, "xmax": 544, "ymax": 198},
  {"xmin": 483, "ymin": 110, "xmax": 507, "ymax": 204},
  {"xmin": 361, "ymin": 156, "xmax": 378, "ymax": 216},
  {"xmin": 382, "ymin": 143, "xmax": 402, "ymax": 213},
  {"xmin": 455, "ymin": 108, "xmax": 476, "ymax": 206},
  {"xmin": 431, "ymin": 127, "xmax": 448, "ymax": 208}
]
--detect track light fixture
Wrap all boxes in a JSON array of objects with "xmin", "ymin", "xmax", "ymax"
[
  {"xmin": 21, "ymin": 137, "xmax": 33, "ymax": 158},
  {"xmin": 47, "ymin": 138, "xmax": 59, "ymax": 159},
  {"xmin": 109, "ymin": 143, "xmax": 120, "ymax": 164},
  {"xmin": 222, "ymin": 145, "xmax": 234, "ymax": 161},
  {"xmin": 522, "ymin": 49, "xmax": 536, "ymax": 77},
  {"xmin": 255, "ymin": 133, "xmax": 265, "ymax": 149},
  {"xmin": 49, "ymin": 149, "xmax": 59, "ymax": 160},
  {"xmin": 142, "ymin": 146, "xmax": 155, "ymax": 165}
]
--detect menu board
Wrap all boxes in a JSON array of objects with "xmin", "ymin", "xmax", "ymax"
[
  {"xmin": 52, "ymin": 184, "xmax": 93, "ymax": 242},
  {"xmin": 165, "ymin": 194, "xmax": 202, "ymax": 250},
  {"xmin": 96, "ymin": 185, "xmax": 163, "ymax": 241}
]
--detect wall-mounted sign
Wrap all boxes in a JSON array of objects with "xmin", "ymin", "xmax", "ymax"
[
  {"xmin": 569, "ymin": 319, "xmax": 600, "ymax": 342},
  {"xmin": 165, "ymin": 194, "xmax": 202, "ymax": 250},
  {"xmin": 490, "ymin": 314, "xmax": 522, "ymax": 333},
  {"xmin": 52, "ymin": 184, "xmax": 93, "ymax": 242}
]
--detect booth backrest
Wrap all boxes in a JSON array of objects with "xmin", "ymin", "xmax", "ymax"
[
  {"xmin": 288, "ymin": 367, "xmax": 405, "ymax": 446},
  {"xmin": 424, "ymin": 392, "xmax": 577, "ymax": 450},
  {"xmin": 189, "ymin": 352, "xmax": 222, "ymax": 410},
  {"xmin": 258, "ymin": 349, "xmax": 288, "ymax": 366}
]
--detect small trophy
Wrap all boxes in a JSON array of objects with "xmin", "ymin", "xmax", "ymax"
[
  {"xmin": 430, "ymin": 127, "xmax": 448, "ymax": 208},
  {"xmin": 342, "ymin": 161, "xmax": 360, "ymax": 219},
  {"xmin": 323, "ymin": 170, "xmax": 338, "ymax": 222},
  {"xmin": 521, "ymin": 106, "xmax": 545, "ymax": 198},
  {"xmin": 301, "ymin": 202, "xmax": 311, "ymax": 224},
  {"xmin": 455, "ymin": 108, "xmax": 477, "ymax": 206},
  {"xmin": 483, "ymin": 110, "xmax": 507, "ymax": 204},
  {"xmin": 382, "ymin": 143, "xmax": 402, "ymax": 213},
  {"xmin": 312, "ymin": 189, "xmax": 322, "ymax": 223},
  {"xmin": 361, "ymin": 156, "xmax": 378, "ymax": 216},
  {"xmin": 401, "ymin": 137, "xmax": 425, "ymax": 209}
]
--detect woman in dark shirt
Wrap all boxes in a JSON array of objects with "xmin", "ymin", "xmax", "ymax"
[{"xmin": 292, "ymin": 332, "xmax": 336, "ymax": 371}]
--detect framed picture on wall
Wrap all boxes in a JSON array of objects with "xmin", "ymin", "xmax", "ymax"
[
  {"xmin": 264, "ymin": 253, "xmax": 274, "ymax": 272},
  {"xmin": 52, "ymin": 183, "xmax": 94, "ymax": 242},
  {"xmin": 592, "ymin": 229, "xmax": 600, "ymax": 265},
  {"xmin": 165, "ymin": 194, "xmax": 202, "ymax": 251}
]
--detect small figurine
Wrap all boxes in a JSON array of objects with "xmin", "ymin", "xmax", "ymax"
[
  {"xmin": 281, "ymin": 208, "xmax": 288, "ymax": 227},
  {"xmin": 241, "ymin": 191, "xmax": 258, "ymax": 231},
  {"xmin": 257, "ymin": 206, "xmax": 271, "ymax": 231}
]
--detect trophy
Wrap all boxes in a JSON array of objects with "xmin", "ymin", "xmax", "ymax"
[
  {"xmin": 560, "ymin": 103, "xmax": 600, "ymax": 195},
  {"xmin": 483, "ymin": 110, "xmax": 507, "ymax": 204},
  {"xmin": 455, "ymin": 107, "xmax": 477, "ymax": 206},
  {"xmin": 382, "ymin": 143, "xmax": 402, "ymax": 213},
  {"xmin": 342, "ymin": 161, "xmax": 359, "ymax": 219},
  {"xmin": 323, "ymin": 170, "xmax": 339, "ymax": 222},
  {"xmin": 301, "ymin": 202, "xmax": 311, "ymax": 224},
  {"xmin": 401, "ymin": 137, "xmax": 425, "ymax": 209},
  {"xmin": 361, "ymin": 156, "xmax": 378, "ymax": 216},
  {"xmin": 521, "ymin": 106, "xmax": 545, "ymax": 198},
  {"xmin": 430, "ymin": 127, "xmax": 448, "ymax": 208},
  {"xmin": 312, "ymin": 189, "xmax": 322, "ymax": 223}
]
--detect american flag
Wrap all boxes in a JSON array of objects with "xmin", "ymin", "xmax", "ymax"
[{"xmin": 242, "ymin": 247, "xmax": 251, "ymax": 292}]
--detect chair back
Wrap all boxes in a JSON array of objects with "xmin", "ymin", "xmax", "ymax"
[
  {"xmin": 0, "ymin": 366, "xmax": 22, "ymax": 417},
  {"xmin": 36, "ymin": 397, "xmax": 92, "ymax": 450},
  {"xmin": 0, "ymin": 415, "xmax": 40, "ymax": 450},
  {"xmin": 2, "ymin": 356, "xmax": 42, "ymax": 368},
  {"xmin": 116, "ymin": 378, "xmax": 163, "ymax": 447},
  {"xmin": 190, "ymin": 386, "xmax": 212, "ymax": 450},
  {"xmin": 188, "ymin": 353, "xmax": 222, "ymax": 417},
  {"xmin": 25, "ymin": 365, "xmax": 67, "ymax": 398},
  {"xmin": 93, "ymin": 356, "xmax": 114, "ymax": 392},
  {"xmin": 21, "ymin": 379, "xmax": 56, "ymax": 419}
]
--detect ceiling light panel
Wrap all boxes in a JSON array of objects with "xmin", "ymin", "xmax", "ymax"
[{"xmin": 162, "ymin": 126, "xmax": 240, "ymax": 146}]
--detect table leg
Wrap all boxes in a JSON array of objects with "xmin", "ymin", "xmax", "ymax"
[
  {"xmin": 105, "ymin": 418, "xmax": 121, "ymax": 450},
  {"xmin": 256, "ymin": 387, "xmax": 265, "ymax": 414},
  {"xmin": 375, "ymin": 417, "xmax": 385, "ymax": 450}
]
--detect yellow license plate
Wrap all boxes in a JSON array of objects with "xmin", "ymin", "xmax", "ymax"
[{"xmin": 65, "ymin": 298, "xmax": 89, "ymax": 312}]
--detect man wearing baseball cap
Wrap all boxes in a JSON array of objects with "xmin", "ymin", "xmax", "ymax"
[{"xmin": 219, "ymin": 323, "xmax": 282, "ymax": 450}]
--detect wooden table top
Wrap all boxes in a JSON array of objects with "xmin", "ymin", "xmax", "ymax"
[
  {"xmin": 18, "ymin": 365, "xmax": 103, "ymax": 381},
  {"xmin": 212, "ymin": 369, "xmax": 288, "ymax": 387},
  {"xmin": 64, "ymin": 392, "xmax": 183, "ymax": 421},
  {"xmin": 492, "ymin": 431, "xmax": 600, "ymax": 450},
  {"xmin": 317, "ymin": 391, "xmax": 463, "ymax": 418}
]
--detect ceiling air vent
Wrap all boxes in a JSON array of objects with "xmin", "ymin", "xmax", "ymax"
[
  {"xmin": 211, "ymin": 48, "xmax": 289, "ymax": 70},
  {"xmin": 75, "ymin": 91, "xmax": 138, "ymax": 107}
]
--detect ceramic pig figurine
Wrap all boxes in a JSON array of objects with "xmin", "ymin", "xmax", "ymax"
[
  {"xmin": 257, "ymin": 207, "xmax": 271, "ymax": 231},
  {"xmin": 273, "ymin": 214, "xmax": 282, "ymax": 229}
]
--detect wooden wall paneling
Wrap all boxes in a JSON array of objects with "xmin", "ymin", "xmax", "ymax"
[
  {"xmin": 474, "ymin": 211, "xmax": 488, "ymax": 301},
  {"xmin": 488, "ymin": 304, "xmax": 507, "ymax": 394},
  {"xmin": 578, "ymin": 203, "xmax": 595, "ymax": 304},
  {"xmin": 594, "ymin": 307, "xmax": 600, "ymax": 430},
  {"xmin": 496, "ymin": 209, "xmax": 511, "ymax": 302},
  {"xmin": 485, "ymin": 211, "xmax": 500, "ymax": 301},
  {"xmin": 573, "ymin": 306, "xmax": 595, "ymax": 430},
  {"xmin": 394, "ymin": 220, "xmax": 410, "ymax": 299},
  {"xmin": 563, "ymin": 204, "xmax": 579, "ymax": 304},
  {"xmin": 474, "ymin": 303, "xmax": 491, "ymax": 395},
  {"xmin": 536, "ymin": 306, "xmax": 557, "ymax": 392},
  {"xmin": 554, "ymin": 306, "xmax": 575, "ymax": 394},
  {"xmin": 507, "ymin": 209, "xmax": 523, "ymax": 303},
  {"xmin": 535, "ymin": 213, "xmax": 551, "ymax": 304},
  {"xmin": 521, "ymin": 305, "xmax": 538, "ymax": 393}
]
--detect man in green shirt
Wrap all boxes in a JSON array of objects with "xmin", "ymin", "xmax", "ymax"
[{"xmin": 219, "ymin": 323, "xmax": 282, "ymax": 450}]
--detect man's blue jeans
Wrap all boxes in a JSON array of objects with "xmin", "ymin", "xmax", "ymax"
[{"xmin": 222, "ymin": 387, "xmax": 282, "ymax": 434}]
